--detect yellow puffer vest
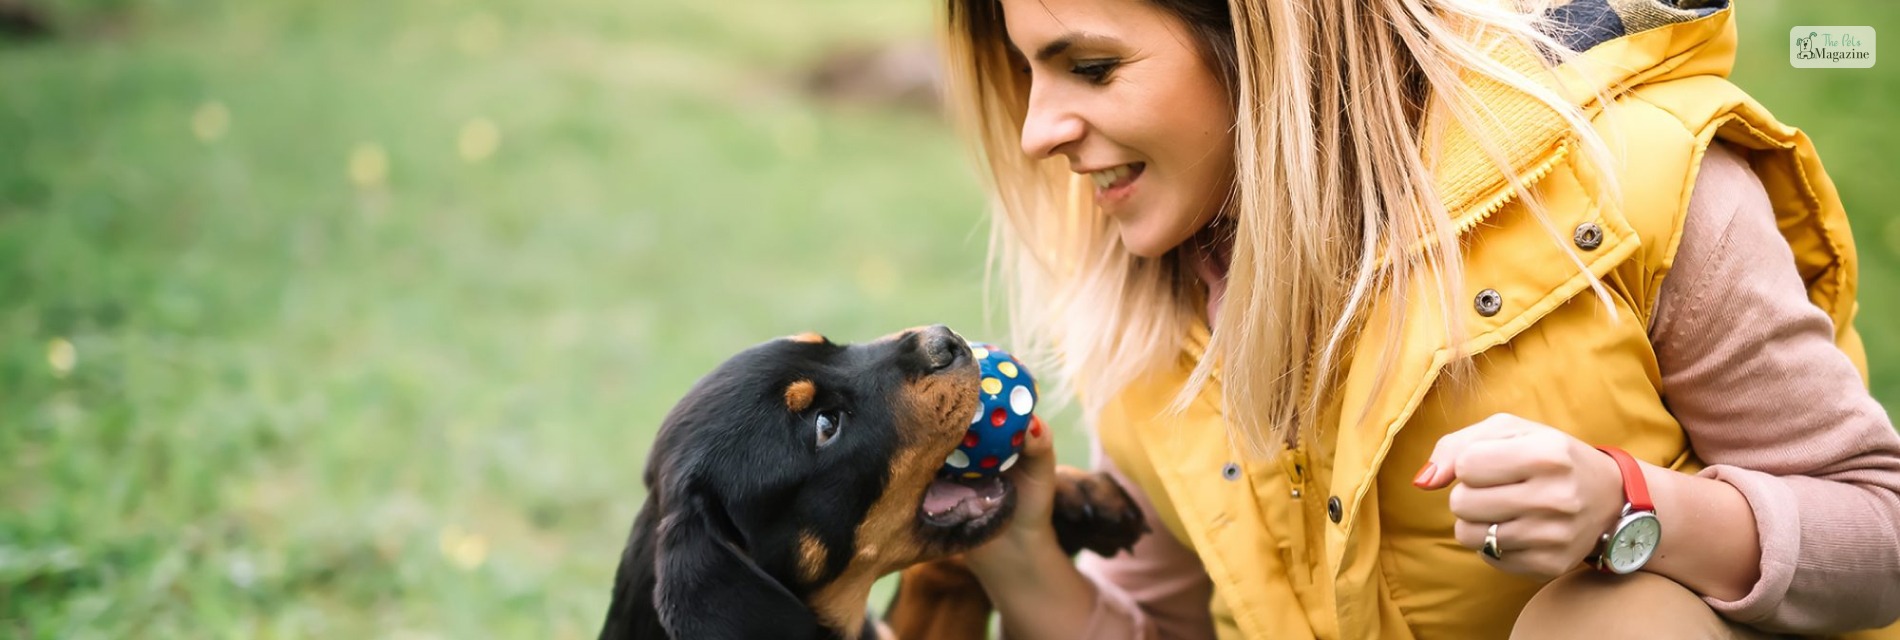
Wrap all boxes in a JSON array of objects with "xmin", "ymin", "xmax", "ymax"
[{"xmin": 1096, "ymin": 7, "xmax": 1890, "ymax": 640}]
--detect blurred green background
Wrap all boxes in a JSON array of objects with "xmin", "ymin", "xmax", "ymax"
[{"xmin": 1, "ymin": 0, "xmax": 1894, "ymax": 637}]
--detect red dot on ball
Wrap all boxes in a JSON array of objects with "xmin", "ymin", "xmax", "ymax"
[
  {"xmin": 1011, "ymin": 431, "xmax": 1025, "ymax": 447},
  {"xmin": 980, "ymin": 456, "xmax": 999, "ymax": 468},
  {"xmin": 990, "ymin": 408, "xmax": 1007, "ymax": 427},
  {"xmin": 964, "ymin": 432, "xmax": 980, "ymax": 447}
]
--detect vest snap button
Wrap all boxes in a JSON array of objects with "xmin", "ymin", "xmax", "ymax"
[
  {"xmin": 1221, "ymin": 462, "xmax": 1241, "ymax": 481},
  {"xmin": 1475, "ymin": 289, "xmax": 1503, "ymax": 317},
  {"xmin": 1327, "ymin": 496, "xmax": 1343, "ymax": 523},
  {"xmin": 1574, "ymin": 222, "xmax": 1604, "ymax": 250}
]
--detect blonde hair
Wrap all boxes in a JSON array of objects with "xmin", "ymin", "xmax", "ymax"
[{"xmin": 942, "ymin": 0, "xmax": 1620, "ymax": 457}]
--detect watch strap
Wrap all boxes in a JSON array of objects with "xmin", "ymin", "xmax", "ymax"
[{"xmin": 1594, "ymin": 445, "xmax": 1654, "ymax": 513}]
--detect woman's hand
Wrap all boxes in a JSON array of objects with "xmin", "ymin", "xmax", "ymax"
[
  {"xmin": 1412, "ymin": 413, "xmax": 1627, "ymax": 579},
  {"xmin": 964, "ymin": 416, "xmax": 1060, "ymax": 574},
  {"xmin": 959, "ymin": 416, "xmax": 1105, "ymax": 640}
]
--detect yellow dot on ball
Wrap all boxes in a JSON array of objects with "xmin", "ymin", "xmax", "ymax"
[
  {"xmin": 962, "ymin": 471, "xmax": 983, "ymax": 479},
  {"xmin": 981, "ymin": 377, "xmax": 1002, "ymax": 395},
  {"xmin": 972, "ymin": 347, "xmax": 990, "ymax": 360},
  {"xmin": 997, "ymin": 361, "xmax": 1018, "ymax": 378}
]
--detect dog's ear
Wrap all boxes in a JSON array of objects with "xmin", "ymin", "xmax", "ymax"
[{"xmin": 653, "ymin": 492, "xmax": 825, "ymax": 640}]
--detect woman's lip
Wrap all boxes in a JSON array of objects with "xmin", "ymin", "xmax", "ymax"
[{"xmin": 1095, "ymin": 163, "xmax": 1145, "ymax": 205}]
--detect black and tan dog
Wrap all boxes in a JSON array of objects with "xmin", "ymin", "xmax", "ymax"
[{"xmin": 599, "ymin": 325, "xmax": 1146, "ymax": 640}]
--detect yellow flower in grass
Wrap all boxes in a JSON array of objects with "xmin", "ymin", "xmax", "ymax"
[
  {"xmin": 191, "ymin": 101, "xmax": 229, "ymax": 143},
  {"xmin": 438, "ymin": 524, "xmax": 488, "ymax": 571},
  {"xmin": 47, "ymin": 338, "xmax": 76, "ymax": 378},
  {"xmin": 349, "ymin": 143, "xmax": 389, "ymax": 189},
  {"xmin": 458, "ymin": 118, "xmax": 500, "ymax": 163}
]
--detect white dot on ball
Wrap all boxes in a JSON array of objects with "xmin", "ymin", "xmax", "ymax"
[
  {"xmin": 972, "ymin": 406, "xmax": 983, "ymax": 425},
  {"xmin": 1010, "ymin": 385, "xmax": 1033, "ymax": 415},
  {"xmin": 999, "ymin": 453, "xmax": 1020, "ymax": 472},
  {"xmin": 946, "ymin": 450, "xmax": 970, "ymax": 469}
]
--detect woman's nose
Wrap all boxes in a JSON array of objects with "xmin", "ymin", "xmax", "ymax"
[{"xmin": 1019, "ymin": 88, "xmax": 1085, "ymax": 160}]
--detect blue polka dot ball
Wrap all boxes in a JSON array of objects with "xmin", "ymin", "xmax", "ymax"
[{"xmin": 941, "ymin": 342, "xmax": 1039, "ymax": 479}]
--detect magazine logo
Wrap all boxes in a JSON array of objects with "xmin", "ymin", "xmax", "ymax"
[{"xmin": 1792, "ymin": 27, "xmax": 1875, "ymax": 69}]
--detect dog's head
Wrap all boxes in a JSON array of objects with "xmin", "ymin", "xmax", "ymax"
[{"xmin": 615, "ymin": 324, "xmax": 1015, "ymax": 639}]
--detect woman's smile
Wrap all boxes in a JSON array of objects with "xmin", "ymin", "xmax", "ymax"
[{"xmin": 1087, "ymin": 162, "xmax": 1145, "ymax": 208}]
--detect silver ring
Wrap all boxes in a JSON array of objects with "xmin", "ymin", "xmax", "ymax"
[{"xmin": 1481, "ymin": 523, "xmax": 1504, "ymax": 561}]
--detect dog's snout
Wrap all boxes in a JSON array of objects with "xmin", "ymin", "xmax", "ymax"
[{"xmin": 919, "ymin": 324, "xmax": 966, "ymax": 371}]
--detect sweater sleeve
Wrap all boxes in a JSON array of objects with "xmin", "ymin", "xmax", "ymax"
[
  {"xmin": 1650, "ymin": 141, "xmax": 1900, "ymax": 633},
  {"xmin": 1061, "ymin": 443, "xmax": 1218, "ymax": 639}
]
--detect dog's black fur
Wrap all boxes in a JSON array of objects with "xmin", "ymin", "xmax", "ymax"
[{"xmin": 600, "ymin": 326, "xmax": 1006, "ymax": 640}]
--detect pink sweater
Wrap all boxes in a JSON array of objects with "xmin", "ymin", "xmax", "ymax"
[{"xmin": 1072, "ymin": 142, "xmax": 1900, "ymax": 637}]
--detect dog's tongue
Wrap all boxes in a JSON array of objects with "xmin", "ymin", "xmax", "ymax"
[
  {"xmin": 924, "ymin": 475, "xmax": 1007, "ymax": 518},
  {"xmin": 923, "ymin": 480, "xmax": 978, "ymax": 515}
]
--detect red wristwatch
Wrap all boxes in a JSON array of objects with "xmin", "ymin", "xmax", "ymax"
[{"xmin": 1585, "ymin": 446, "xmax": 1662, "ymax": 574}]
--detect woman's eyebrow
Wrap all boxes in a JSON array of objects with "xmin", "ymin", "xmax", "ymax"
[{"xmin": 1008, "ymin": 32, "xmax": 1119, "ymax": 62}]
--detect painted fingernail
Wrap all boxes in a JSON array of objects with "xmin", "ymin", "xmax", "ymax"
[
  {"xmin": 1029, "ymin": 416, "xmax": 1044, "ymax": 438},
  {"xmin": 1412, "ymin": 463, "xmax": 1438, "ymax": 487}
]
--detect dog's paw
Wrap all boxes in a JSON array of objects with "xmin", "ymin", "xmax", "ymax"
[{"xmin": 1051, "ymin": 466, "xmax": 1149, "ymax": 558}]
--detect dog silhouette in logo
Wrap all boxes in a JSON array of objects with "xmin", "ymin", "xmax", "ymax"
[{"xmin": 1796, "ymin": 31, "xmax": 1819, "ymax": 59}]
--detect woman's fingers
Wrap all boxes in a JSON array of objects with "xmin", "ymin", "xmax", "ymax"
[
  {"xmin": 998, "ymin": 416, "xmax": 1058, "ymax": 523},
  {"xmin": 1415, "ymin": 413, "xmax": 1537, "ymax": 489}
]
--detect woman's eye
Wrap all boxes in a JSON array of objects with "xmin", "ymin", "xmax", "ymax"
[
  {"xmin": 815, "ymin": 410, "xmax": 843, "ymax": 448},
  {"xmin": 1071, "ymin": 59, "xmax": 1119, "ymax": 84}
]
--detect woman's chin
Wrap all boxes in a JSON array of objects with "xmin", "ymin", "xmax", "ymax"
[
  {"xmin": 1118, "ymin": 235, "xmax": 1171, "ymax": 258},
  {"xmin": 1115, "ymin": 215, "xmax": 1201, "ymax": 258}
]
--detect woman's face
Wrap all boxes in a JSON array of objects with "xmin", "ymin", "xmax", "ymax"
[{"xmin": 1000, "ymin": 0, "xmax": 1236, "ymax": 258}]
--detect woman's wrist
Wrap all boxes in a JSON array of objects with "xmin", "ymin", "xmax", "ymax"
[
  {"xmin": 965, "ymin": 523, "xmax": 1060, "ymax": 583},
  {"xmin": 1637, "ymin": 462, "xmax": 1762, "ymax": 601},
  {"xmin": 965, "ymin": 524, "xmax": 1101, "ymax": 640}
]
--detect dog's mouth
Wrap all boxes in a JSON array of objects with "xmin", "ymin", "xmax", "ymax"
[{"xmin": 917, "ymin": 473, "xmax": 1015, "ymax": 540}]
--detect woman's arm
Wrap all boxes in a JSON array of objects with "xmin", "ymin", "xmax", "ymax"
[
  {"xmin": 1645, "ymin": 141, "xmax": 1900, "ymax": 632},
  {"xmin": 1415, "ymin": 141, "xmax": 1900, "ymax": 632}
]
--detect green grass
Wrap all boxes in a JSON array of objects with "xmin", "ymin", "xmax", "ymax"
[
  {"xmin": 1729, "ymin": 1, "xmax": 1900, "ymax": 402},
  {"xmin": 1, "ymin": 0, "xmax": 1896, "ymax": 637}
]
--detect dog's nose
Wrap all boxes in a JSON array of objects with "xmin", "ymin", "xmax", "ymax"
[{"xmin": 920, "ymin": 324, "xmax": 967, "ymax": 371}]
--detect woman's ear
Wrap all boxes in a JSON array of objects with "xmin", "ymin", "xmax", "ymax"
[{"xmin": 652, "ymin": 492, "xmax": 822, "ymax": 639}]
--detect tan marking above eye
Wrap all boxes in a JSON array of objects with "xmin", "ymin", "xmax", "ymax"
[
  {"xmin": 785, "ymin": 380, "xmax": 817, "ymax": 413},
  {"xmin": 788, "ymin": 332, "xmax": 827, "ymax": 344},
  {"xmin": 797, "ymin": 531, "xmax": 828, "ymax": 584}
]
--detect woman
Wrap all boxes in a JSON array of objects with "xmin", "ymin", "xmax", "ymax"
[{"xmin": 938, "ymin": 0, "xmax": 1900, "ymax": 637}]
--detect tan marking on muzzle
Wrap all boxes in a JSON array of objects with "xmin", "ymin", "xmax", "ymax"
[
  {"xmin": 806, "ymin": 375, "xmax": 979, "ymax": 637},
  {"xmin": 787, "ymin": 332, "xmax": 826, "ymax": 344}
]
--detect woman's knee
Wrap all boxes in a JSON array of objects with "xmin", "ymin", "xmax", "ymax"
[{"xmin": 1510, "ymin": 570, "xmax": 1765, "ymax": 640}]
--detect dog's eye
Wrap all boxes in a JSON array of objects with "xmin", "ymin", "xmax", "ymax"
[{"xmin": 815, "ymin": 410, "xmax": 843, "ymax": 448}]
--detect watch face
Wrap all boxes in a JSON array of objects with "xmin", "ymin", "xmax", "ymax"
[{"xmin": 1605, "ymin": 512, "xmax": 1662, "ymax": 574}]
